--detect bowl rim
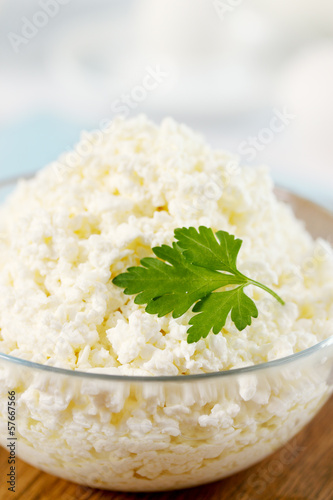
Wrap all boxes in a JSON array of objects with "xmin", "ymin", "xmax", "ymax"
[
  {"xmin": 0, "ymin": 175, "xmax": 333, "ymax": 383},
  {"xmin": 1, "ymin": 336, "xmax": 333, "ymax": 383}
]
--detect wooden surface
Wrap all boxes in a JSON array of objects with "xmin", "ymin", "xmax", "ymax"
[{"xmin": 1, "ymin": 397, "xmax": 332, "ymax": 500}]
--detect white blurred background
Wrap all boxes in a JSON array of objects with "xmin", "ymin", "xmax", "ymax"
[{"xmin": 0, "ymin": 0, "xmax": 332, "ymax": 208}]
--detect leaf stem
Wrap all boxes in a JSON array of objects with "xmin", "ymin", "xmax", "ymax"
[{"xmin": 247, "ymin": 278, "xmax": 285, "ymax": 305}]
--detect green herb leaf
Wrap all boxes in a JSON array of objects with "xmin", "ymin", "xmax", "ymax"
[
  {"xmin": 188, "ymin": 287, "xmax": 258, "ymax": 343},
  {"xmin": 174, "ymin": 226, "xmax": 242, "ymax": 273},
  {"xmin": 113, "ymin": 242, "xmax": 246, "ymax": 318},
  {"xmin": 112, "ymin": 227, "xmax": 285, "ymax": 343}
]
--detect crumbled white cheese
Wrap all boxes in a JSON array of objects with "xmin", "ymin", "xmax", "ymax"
[{"xmin": 0, "ymin": 116, "xmax": 332, "ymax": 374}]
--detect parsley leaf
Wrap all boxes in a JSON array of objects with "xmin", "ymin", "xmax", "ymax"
[
  {"xmin": 174, "ymin": 227, "xmax": 242, "ymax": 273},
  {"xmin": 112, "ymin": 227, "xmax": 285, "ymax": 343},
  {"xmin": 188, "ymin": 287, "xmax": 258, "ymax": 343},
  {"xmin": 113, "ymin": 242, "xmax": 246, "ymax": 318}
]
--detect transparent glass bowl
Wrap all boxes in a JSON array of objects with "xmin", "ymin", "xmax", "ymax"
[{"xmin": 0, "ymin": 178, "xmax": 332, "ymax": 492}]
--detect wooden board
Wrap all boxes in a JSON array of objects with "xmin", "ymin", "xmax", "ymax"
[{"xmin": 1, "ymin": 396, "xmax": 332, "ymax": 500}]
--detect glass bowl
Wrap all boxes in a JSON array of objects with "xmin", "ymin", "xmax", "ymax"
[{"xmin": 0, "ymin": 178, "xmax": 332, "ymax": 492}]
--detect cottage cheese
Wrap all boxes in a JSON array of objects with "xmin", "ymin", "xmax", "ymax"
[
  {"xmin": 0, "ymin": 115, "xmax": 332, "ymax": 374},
  {"xmin": 0, "ymin": 116, "xmax": 332, "ymax": 491}
]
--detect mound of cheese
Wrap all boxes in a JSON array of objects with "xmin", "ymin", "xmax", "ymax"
[{"xmin": 0, "ymin": 116, "xmax": 332, "ymax": 375}]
